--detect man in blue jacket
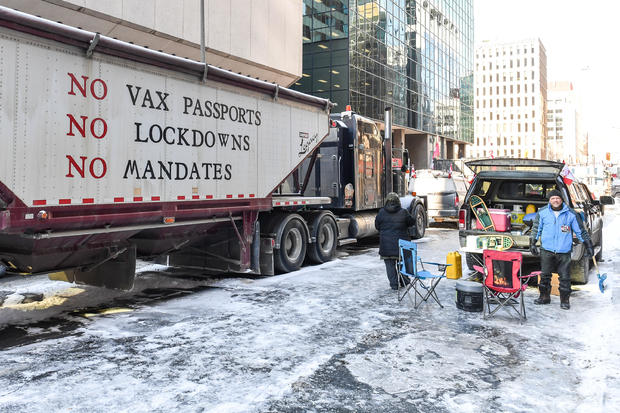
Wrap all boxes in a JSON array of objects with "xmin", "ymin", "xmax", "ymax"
[{"xmin": 530, "ymin": 189, "xmax": 594, "ymax": 309}]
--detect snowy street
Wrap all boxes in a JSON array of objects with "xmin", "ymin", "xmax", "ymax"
[{"xmin": 0, "ymin": 204, "xmax": 619, "ymax": 412}]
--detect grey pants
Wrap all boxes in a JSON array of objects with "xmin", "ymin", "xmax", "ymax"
[{"xmin": 383, "ymin": 258, "xmax": 399, "ymax": 288}]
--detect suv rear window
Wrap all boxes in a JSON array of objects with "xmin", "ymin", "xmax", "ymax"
[{"xmin": 497, "ymin": 181, "xmax": 557, "ymax": 200}]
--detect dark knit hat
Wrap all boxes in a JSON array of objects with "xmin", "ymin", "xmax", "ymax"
[{"xmin": 547, "ymin": 189, "xmax": 563, "ymax": 200}]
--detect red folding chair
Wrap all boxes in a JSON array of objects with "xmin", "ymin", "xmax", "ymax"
[{"xmin": 477, "ymin": 250, "xmax": 536, "ymax": 321}]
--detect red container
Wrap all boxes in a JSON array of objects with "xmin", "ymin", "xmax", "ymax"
[{"xmin": 475, "ymin": 209, "xmax": 511, "ymax": 232}]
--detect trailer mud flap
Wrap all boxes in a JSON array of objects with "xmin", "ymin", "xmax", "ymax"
[
  {"xmin": 48, "ymin": 245, "xmax": 136, "ymax": 290},
  {"xmin": 260, "ymin": 237, "xmax": 274, "ymax": 276}
]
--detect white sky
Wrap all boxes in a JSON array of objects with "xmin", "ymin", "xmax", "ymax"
[{"xmin": 474, "ymin": 0, "xmax": 620, "ymax": 159}]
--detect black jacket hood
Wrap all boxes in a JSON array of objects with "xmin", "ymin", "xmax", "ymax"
[{"xmin": 384, "ymin": 192, "xmax": 401, "ymax": 213}]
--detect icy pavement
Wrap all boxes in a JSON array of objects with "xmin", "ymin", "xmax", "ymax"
[{"xmin": 0, "ymin": 205, "xmax": 619, "ymax": 412}]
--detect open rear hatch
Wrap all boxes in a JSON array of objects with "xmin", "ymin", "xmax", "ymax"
[{"xmin": 466, "ymin": 158, "xmax": 564, "ymax": 179}]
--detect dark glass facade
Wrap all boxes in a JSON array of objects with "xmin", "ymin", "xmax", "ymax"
[{"xmin": 295, "ymin": 0, "xmax": 473, "ymax": 144}]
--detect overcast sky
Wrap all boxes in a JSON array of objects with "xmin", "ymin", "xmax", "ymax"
[{"xmin": 474, "ymin": 0, "xmax": 620, "ymax": 158}]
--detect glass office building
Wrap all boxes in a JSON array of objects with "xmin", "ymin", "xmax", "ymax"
[{"xmin": 294, "ymin": 0, "xmax": 473, "ymax": 164}]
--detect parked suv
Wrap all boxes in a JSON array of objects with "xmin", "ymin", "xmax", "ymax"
[
  {"xmin": 409, "ymin": 169, "xmax": 459, "ymax": 224},
  {"xmin": 458, "ymin": 159, "xmax": 615, "ymax": 283}
]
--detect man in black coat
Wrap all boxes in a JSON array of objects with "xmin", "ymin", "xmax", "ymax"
[{"xmin": 374, "ymin": 192, "xmax": 415, "ymax": 290}]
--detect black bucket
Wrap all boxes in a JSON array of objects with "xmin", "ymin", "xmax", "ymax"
[{"xmin": 456, "ymin": 280, "xmax": 483, "ymax": 312}]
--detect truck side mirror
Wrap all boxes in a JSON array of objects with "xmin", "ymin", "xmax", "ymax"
[{"xmin": 599, "ymin": 195, "xmax": 615, "ymax": 205}]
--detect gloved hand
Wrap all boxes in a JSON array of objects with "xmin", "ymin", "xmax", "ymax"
[
  {"xmin": 584, "ymin": 239, "xmax": 594, "ymax": 257},
  {"xmin": 529, "ymin": 238, "xmax": 539, "ymax": 256}
]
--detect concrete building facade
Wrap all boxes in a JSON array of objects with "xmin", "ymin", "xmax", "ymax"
[
  {"xmin": 0, "ymin": 0, "xmax": 302, "ymax": 86},
  {"xmin": 471, "ymin": 38, "xmax": 548, "ymax": 159},
  {"xmin": 546, "ymin": 81, "xmax": 584, "ymax": 164}
]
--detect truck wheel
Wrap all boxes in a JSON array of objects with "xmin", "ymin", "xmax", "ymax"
[
  {"xmin": 570, "ymin": 254, "xmax": 590, "ymax": 284},
  {"xmin": 411, "ymin": 205, "xmax": 426, "ymax": 239},
  {"xmin": 595, "ymin": 233, "xmax": 603, "ymax": 261},
  {"xmin": 465, "ymin": 253, "xmax": 481, "ymax": 271},
  {"xmin": 274, "ymin": 217, "xmax": 308, "ymax": 273},
  {"xmin": 307, "ymin": 215, "xmax": 338, "ymax": 264}
]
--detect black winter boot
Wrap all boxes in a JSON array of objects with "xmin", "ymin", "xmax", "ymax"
[
  {"xmin": 534, "ymin": 286, "xmax": 551, "ymax": 305},
  {"xmin": 560, "ymin": 292, "xmax": 570, "ymax": 310}
]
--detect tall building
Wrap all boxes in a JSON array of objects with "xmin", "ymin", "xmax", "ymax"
[
  {"xmin": 471, "ymin": 39, "xmax": 548, "ymax": 159},
  {"xmin": 0, "ymin": 0, "xmax": 301, "ymax": 85},
  {"xmin": 546, "ymin": 81, "xmax": 584, "ymax": 164},
  {"xmin": 294, "ymin": 0, "xmax": 474, "ymax": 169}
]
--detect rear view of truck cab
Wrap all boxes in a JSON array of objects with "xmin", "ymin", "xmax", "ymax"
[{"xmin": 458, "ymin": 158, "xmax": 614, "ymax": 283}]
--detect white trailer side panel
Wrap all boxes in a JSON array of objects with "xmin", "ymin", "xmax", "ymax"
[{"xmin": 0, "ymin": 29, "xmax": 328, "ymax": 207}]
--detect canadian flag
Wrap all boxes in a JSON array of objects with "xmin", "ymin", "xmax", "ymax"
[{"xmin": 560, "ymin": 165, "xmax": 576, "ymax": 185}]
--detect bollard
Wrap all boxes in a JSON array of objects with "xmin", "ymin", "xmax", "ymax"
[{"xmin": 446, "ymin": 251, "xmax": 462, "ymax": 279}]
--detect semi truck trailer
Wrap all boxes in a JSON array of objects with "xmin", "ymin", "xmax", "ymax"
[{"xmin": 0, "ymin": 7, "xmax": 426, "ymax": 290}]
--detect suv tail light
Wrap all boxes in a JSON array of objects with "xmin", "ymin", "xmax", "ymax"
[
  {"xmin": 455, "ymin": 194, "xmax": 459, "ymax": 208},
  {"xmin": 458, "ymin": 209, "xmax": 466, "ymax": 230}
]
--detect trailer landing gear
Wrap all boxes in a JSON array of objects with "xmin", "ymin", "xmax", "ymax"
[{"xmin": 49, "ymin": 245, "xmax": 137, "ymax": 290}]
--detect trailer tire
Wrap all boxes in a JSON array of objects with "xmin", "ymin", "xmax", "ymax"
[
  {"xmin": 274, "ymin": 217, "xmax": 308, "ymax": 273},
  {"xmin": 307, "ymin": 214, "xmax": 338, "ymax": 264},
  {"xmin": 411, "ymin": 204, "xmax": 426, "ymax": 239}
]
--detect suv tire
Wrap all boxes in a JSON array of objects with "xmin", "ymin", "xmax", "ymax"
[
  {"xmin": 570, "ymin": 254, "xmax": 590, "ymax": 284},
  {"xmin": 595, "ymin": 233, "xmax": 603, "ymax": 261},
  {"xmin": 465, "ymin": 252, "xmax": 482, "ymax": 271}
]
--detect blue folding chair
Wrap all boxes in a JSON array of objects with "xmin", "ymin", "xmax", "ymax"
[{"xmin": 397, "ymin": 239, "xmax": 449, "ymax": 309}]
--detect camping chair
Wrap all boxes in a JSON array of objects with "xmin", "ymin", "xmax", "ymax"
[
  {"xmin": 397, "ymin": 239, "xmax": 449, "ymax": 309},
  {"xmin": 477, "ymin": 250, "xmax": 536, "ymax": 321}
]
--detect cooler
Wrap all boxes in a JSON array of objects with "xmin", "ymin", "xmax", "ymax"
[
  {"xmin": 455, "ymin": 280, "xmax": 483, "ymax": 312},
  {"xmin": 475, "ymin": 209, "xmax": 511, "ymax": 232}
]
